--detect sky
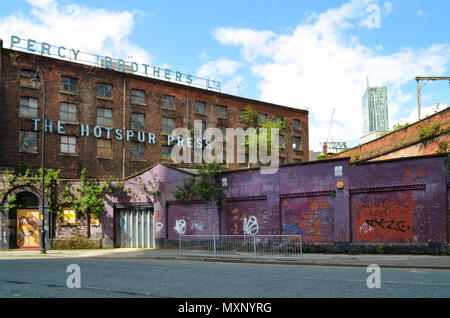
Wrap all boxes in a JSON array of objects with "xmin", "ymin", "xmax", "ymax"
[{"xmin": 0, "ymin": 0, "xmax": 449, "ymax": 151}]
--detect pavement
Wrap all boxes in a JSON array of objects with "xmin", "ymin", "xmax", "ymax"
[{"xmin": 0, "ymin": 248, "xmax": 449, "ymax": 270}]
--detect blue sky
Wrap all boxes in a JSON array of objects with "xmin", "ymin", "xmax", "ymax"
[{"xmin": 1, "ymin": 0, "xmax": 449, "ymax": 151}]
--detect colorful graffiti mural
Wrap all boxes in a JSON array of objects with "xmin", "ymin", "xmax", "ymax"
[
  {"xmin": 353, "ymin": 192, "xmax": 416, "ymax": 241},
  {"xmin": 281, "ymin": 196, "xmax": 334, "ymax": 242}
]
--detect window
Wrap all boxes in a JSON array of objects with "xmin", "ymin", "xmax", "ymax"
[
  {"xmin": 60, "ymin": 103, "xmax": 77, "ymax": 122},
  {"xmin": 292, "ymin": 119, "xmax": 301, "ymax": 130},
  {"xmin": 97, "ymin": 139, "xmax": 112, "ymax": 158},
  {"xmin": 60, "ymin": 136, "xmax": 76, "ymax": 154},
  {"xmin": 162, "ymin": 145, "xmax": 173, "ymax": 161},
  {"xmin": 19, "ymin": 131, "xmax": 37, "ymax": 152},
  {"xmin": 97, "ymin": 108, "xmax": 112, "ymax": 127},
  {"xmin": 162, "ymin": 95, "xmax": 175, "ymax": 109},
  {"xmin": 131, "ymin": 142, "xmax": 145, "ymax": 159},
  {"xmin": 131, "ymin": 89, "xmax": 145, "ymax": 104},
  {"xmin": 293, "ymin": 137, "xmax": 301, "ymax": 150},
  {"xmin": 258, "ymin": 113, "xmax": 267, "ymax": 123},
  {"xmin": 97, "ymin": 83, "xmax": 112, "ymax": 98},
  {"xmin": 20, "ymin": 97, "xmax": 38, "ymax": 117},
  {"xmin": 162, "ymin": 117, "xmax": 174, "ymax": 134},
  {"xmin": 293, "ymin": 159, "xmax": 302, "ymax": 164},
  {"xmin": 218, "ymin": 125, "xmax": 227, "ymax": 139},
  {"xmin": 217, "ymin": 105, "xmax": 227, "ymax": 118},
  {"xmin": 195, "ymin": 101, "xmax": 206, "ymax": 115},
  {"xmin": 279, "ymin": 134, "xmax": 285, "ymax": 148},
  {"xmin": 201, "ymin": 121, "xmax": 207, "ymax": 136},
  {"xmin": 61, "ymin": 77, "xmax": 77, "ymax": 92},
  {"xmin": 238, "ymin": 109, "xmax": 245, "ymax": 121},
  {"xmin": 131, "ymin": 113, "xmax": 145, "ymax": 130},
  {"xmin": 274, "ymin": 116, "xmax": 283, "ymax": 123},
  {"xmin": 20, "ymin": 70, "xmax": 34, "ymax": 87}
]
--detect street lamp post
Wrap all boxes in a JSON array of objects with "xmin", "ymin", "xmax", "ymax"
[{"xmin": 30, "ymin": 68, "xmax": 46, "ymax": 254}]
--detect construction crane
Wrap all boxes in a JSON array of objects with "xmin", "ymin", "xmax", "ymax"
[{"xmin": 322, "ymin": 107, "xmax": 347, "ymax": 154}]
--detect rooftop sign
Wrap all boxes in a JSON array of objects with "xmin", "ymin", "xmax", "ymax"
[{"xmin": 9, "ymin": 35, "xmax": 221, "ymax": 92}]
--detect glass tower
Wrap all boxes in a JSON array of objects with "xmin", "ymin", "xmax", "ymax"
[{"xmin": 362, "ymin": 86, "xmax": 389, "ymax": 135}]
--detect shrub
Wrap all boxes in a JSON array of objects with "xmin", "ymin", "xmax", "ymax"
[{"xmin": 53, "ymin": 237, "xmax": 100, "ymax": 249}]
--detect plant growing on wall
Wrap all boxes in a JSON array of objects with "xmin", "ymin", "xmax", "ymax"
[
  {"xmin": 61, "ymin": 168, "xmax": 131, "ymax": 238},
  {"xmin": 239, "ymin": 106, "xmax": 286, "ymax": 158},
  {"xmin": 171, "ymin": 163, "xmax": 225, "ymax": 206}
]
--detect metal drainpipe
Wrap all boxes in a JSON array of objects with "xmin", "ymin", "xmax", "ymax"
[{"xmin": 122, "ymin": 79, "xmax": 126, "ymax": 180}]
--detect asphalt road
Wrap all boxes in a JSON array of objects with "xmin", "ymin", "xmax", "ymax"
[{"xmin": 0, "ymin": 258, "xmax": 449, "ymax": 298}]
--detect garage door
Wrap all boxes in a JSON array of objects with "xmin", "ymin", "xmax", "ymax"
[{"xmin": 117, "ymin": 208, "xmax": 154, "ymax": 248}]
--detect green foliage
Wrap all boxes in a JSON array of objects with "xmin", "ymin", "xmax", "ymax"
[
  {"xmin": 437, "ymin": 141, "xmax": 449, "ymax": 154},
  {"xmin": 316, "ymin": 154, "xmax": 331, "ymax": 160},
  {"xmin": 350, "ymin": 153, "xmax": 360, "ymax": 163},
  {"xmin": 239, "ymin": 105, "xmax": 258, "ymax": 128},
  {"xmin": 417, "ymin": 122, "xmax": 442, "ymax": 140},
  {"xmin": 53, "ymin": 227, "xmax": 100, "ymax": 249},
  {"xmin": 239, "ymin": 106, "xmax": 286, "ymax": 156},
  {"xmin": 376, "ymin": 246, "xmax": 385, "ymax": 255},
  {"xmin": 171, "ymin": 163, "xmax": 224, "ymax": 207},
  {"xmin": 392, "ymin": 121, "xmax": 410, "ymax": 132}
]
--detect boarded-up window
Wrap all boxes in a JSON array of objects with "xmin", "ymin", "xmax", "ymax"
[{"xmin": 97, "ymin": 139, "xmax": 112, "ymax": 158}]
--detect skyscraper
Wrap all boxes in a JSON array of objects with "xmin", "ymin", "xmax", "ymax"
[{"xmin": 362, "ymin": 81, "xmax": 389, "ymax": 136}]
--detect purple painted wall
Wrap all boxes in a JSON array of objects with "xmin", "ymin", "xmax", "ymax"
[{"xmin": 52, "ymin": 154, "xmax": 448, "ymax": 247}]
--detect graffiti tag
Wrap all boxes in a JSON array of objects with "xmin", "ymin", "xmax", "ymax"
[
  {"xmin": 359, "ymin": 222, "xmax": 374, "ymax": 234},
  {"xmin": 155, "ymin": 222, "xmax": 163, "ymax": 232},
  {"xmin": 365, "ymin": 218, "xmax": 410, "ymax": 233},
  {"xmin": 174, "ymin": 219, "xmax": 186, "ymax": 235},
  {"xmin": 283, "ymin": 223, "xmax": 301, "ymax": 235},
  {"xmin": 243, "ymin": 216, "xmax": 259, "ymax": 235},
  {"xmin": 191, "ymin": 221, "xmax": 204, "ymax": 231}
]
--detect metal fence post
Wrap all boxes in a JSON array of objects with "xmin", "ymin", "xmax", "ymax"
[
  {"xmin": 179, "ymin": 235, "xmax": 182, "ymax": 256},
  {"xmin": 300, "ymin": 235, "xmax": 303, "ymax": 260},
  {"xmin": 253, "ymin": 235, "xmax": 257, "ymax": 259},
  {"xmin": 213, "ymin": 235, "xmax": 216, "ymax": 258}
]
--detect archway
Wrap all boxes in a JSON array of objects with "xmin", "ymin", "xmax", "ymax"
[{"xmin": 1, "ymin": 185, "xmax": 50, "ymax": 250}]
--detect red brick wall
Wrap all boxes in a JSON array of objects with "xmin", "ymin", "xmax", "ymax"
[
  {"xmin": 0, "ymin": 47, "xmax": 308, "ymax": 179},
  {"xmin": 332, "ymin": 108, "xmax": 450, "ymax": 162}
]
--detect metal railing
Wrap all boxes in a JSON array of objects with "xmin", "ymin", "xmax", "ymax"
[{"xmin": 179, "ymin": 235, "xmax": 302, "ymax": 260}]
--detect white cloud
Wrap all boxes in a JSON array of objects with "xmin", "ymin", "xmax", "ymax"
[
  {"xmin": 222, "ymin": 75, "xmax": 247, "ymax": 95},
  {"xmin": 212, "ymin": 0, "xmax": 450, "ymax": 150},
  {"xmin": 0, "ymin": 0, "xmax": 151, "ymax": 64},
  {"xmin": 197, "ymin": 59, "xmax": 242, "ymax": 79},
  {"xmin": 416, "ymin": 9, "xmax": 429, "ymax": 17}
]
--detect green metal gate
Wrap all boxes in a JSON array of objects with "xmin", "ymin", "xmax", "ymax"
[{"xmin": 116, "ymin": 207, "xmax": 154, "ymax": 248}]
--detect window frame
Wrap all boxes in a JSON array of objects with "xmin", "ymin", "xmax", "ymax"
[
  {"xmin": 162, "ymin": 117, "xmax": 175, "ymax": 134},
  {"xmin": 131, "ymin": 142, "xmax": 145, "ymax": 160},
  {"xmin": 293, "ymin": 136, "xmax": 302, "ymax": 150},
  {"xmin": 292, "ymin": 119, "xmax": 301, "ymax": 131},
  {"xmin": 131, "ymin": 113, "xmax": 145, "ymax": 130},
  {"xmin": 162, "ymin": 94, "xmax": 175, "ymax": 109},
  {"xmin": 195, "ymin": 101, "xmax": 206, "ymax": 115},
  {"xmin": 19, "ymin": 131, "xmax": 37, "ymax": 152},
  {"xmin": 20, "ymin": 97, "xmax": 38, "ymax": 118},
  {"xmin": 97, "ymin": 83, "xmax": 113, "ymax": 98},
  {"xmin": 96, "ymin": 139, "xmax": 112, "ymax": 159},
  {"xmin": 61, "ymin": 77, "xmax": 77, "ymax": 93},
  {"xmin": 60, "ymin": 135, "xmax": 76, "ymax": 154},
  {"xmin": 131, "ymin": 89, "xmax": 146, "ymax": 105},
  {"xmin": 97, "ymin": 108, "xmax": 113, "ymax": 127},
  {"xmin": 216, "ymin": 105, "xmax": 228, "ymax": 118},
  {"xmin": 60, "ymin": 102, "xmax": 77, "ymax": 122}
]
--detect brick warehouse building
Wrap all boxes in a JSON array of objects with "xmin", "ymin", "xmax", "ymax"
[{"xmin": 0, "ymin": 38, "xmax": 309, "ymax": 180}]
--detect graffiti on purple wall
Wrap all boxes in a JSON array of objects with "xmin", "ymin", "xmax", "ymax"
[
  {"xmin": 281, "ymin": 196, "xmax": 334, "ymax": 242},
  {"xmin": 353, "ymin": 192, "xmax": 416, "ymax": 241}
]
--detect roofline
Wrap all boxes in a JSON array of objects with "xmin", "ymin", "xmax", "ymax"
[{"xmin": 2, "ymin": 47, "xmax": 308, "ymax": 116}]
